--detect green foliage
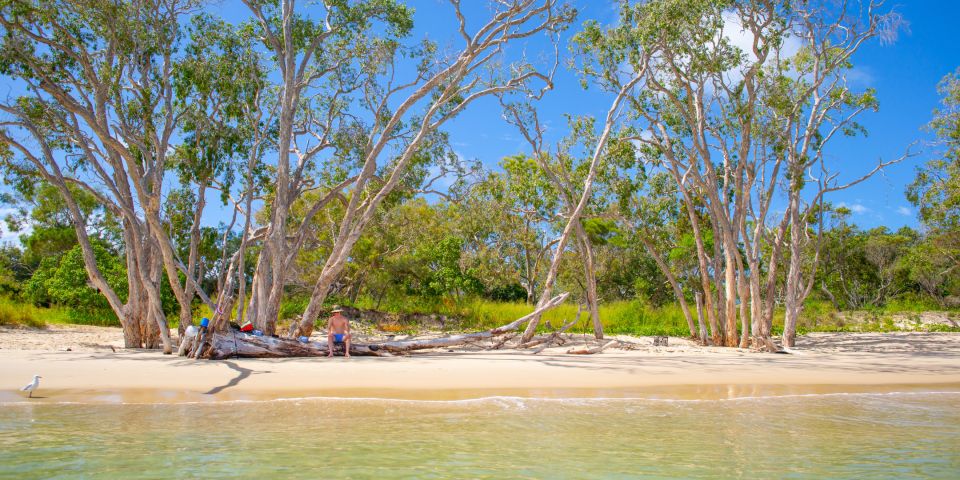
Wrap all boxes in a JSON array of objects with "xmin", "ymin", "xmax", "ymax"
[
  {"xmin": 0, "ymin": 296, "xmax": 47, "ymax": 328},
  {"xmin": 908, "ymin": 69, "xmax": 960, "ymax": 233},
  {"xmin": 416, "ymin": 236, "xmax": 483, "ymax": 298},
  {"xmin": 25, "ymin": 243, "xmax": 126, "ymax": 313},
  {"xmin": 0, "ymin": 245, "xmax": 30, "ymax": 296}
]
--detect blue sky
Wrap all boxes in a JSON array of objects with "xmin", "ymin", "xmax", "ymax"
[
  {"xmin": 2, "ymin": 0, "xmax": 957, "ymax": 244},
  {"xmin": 411, "ymin": 0, "xmax": 959, "ymax": 231}
]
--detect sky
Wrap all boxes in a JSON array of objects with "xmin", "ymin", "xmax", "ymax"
[
  {"xmin": 384, "ymin": 0, "xmax": 960, "ymax": 230},
  {"xmin": 2, "ymin": 0, "xmax": 958, "ymax": 244},
  {"xmin": 408, "ymin": 0, "xmax": 960, "ymax": 231}
]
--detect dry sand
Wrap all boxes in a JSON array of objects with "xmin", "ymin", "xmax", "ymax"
[{"xmin": 2, "ymin": 325, "xmax": 959, "ymax": 403}]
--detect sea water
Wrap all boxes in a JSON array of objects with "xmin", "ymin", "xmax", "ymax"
[{"xmin": 1, "ymin": 391, "xmax": 958, "ymax": 479}]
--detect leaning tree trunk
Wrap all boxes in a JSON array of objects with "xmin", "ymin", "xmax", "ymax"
[
  {"xmin": 639, "ymin": 235, "xmax": 697, "ymax": 338},
  {"xmin": 574, "ymin": 225, "xmax": 603, "ymax": 339},
  {"xmin": 695, "ymin": 292, "xmax": 709, "ymax": 345},
  {"xmin": 183, "ymin": 293, "xmax": 570, "ymax": 359}
]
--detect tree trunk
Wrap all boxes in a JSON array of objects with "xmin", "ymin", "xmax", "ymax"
[
  {"xmin": 574, "ymin": 224, "xmax": 602, "ymax": 339},
  {"xmin": 737, "ymin": 265, "xmax": 750, "ymax": 349},
  {"xmin": 695, "ymin": 291, "xmax": 709, "ymax": 345},
  {"xmin": 639, "ymin": 236, "xmax": 697, "ymax": 338},
  {"xmin": 783, "ymin": 192, "xmax": 803, "ymax": 348}
]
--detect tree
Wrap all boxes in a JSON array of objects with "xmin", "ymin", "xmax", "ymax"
[
  {"xmin": 574, "ymin": 0, "xmax": 906, "ymax": 348},
  {"xmin": 0, "ymin": 0, "xmax": 212, "ymax": 352},
  {"xmin": 906, "ymin": 68, "xmax": 960, "ymax": 307},
  {"xmin": 226, "ymin": 0, "xmax": 576, "ymax": 337},
  {"xmin": 908, "ymin": 69, "xmax": 960, "ymax": 234}
]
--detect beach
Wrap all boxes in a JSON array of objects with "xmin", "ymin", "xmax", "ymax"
[
  {"xmin": 3, "ymin": 326, "xmax": 959, "ymax": 402},
  {"xmin": 4, "ymin": 327, "xmax": 960, "ymax": 479}
]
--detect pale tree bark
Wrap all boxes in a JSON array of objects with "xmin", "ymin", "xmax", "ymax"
[
  {"xmin": 0, "ymin": 120, "xmax": 169, "ymax": 349},
  {"xmin": 0, "ymin": 0, "xmax": 222, "ymax": 353},
  {"xmin": 500, "ymin": 60, "xmax": 647, "ymax": 342},
  {"xmin": 574, "ymin": 225, "xmax": 603, "ymax": 339},
  {"xmin": 291, "ymin": 0, "xmax": 575, "ymax": 337}
]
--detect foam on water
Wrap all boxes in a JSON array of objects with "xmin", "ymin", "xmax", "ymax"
[{"xmin": 2, "ymin": 389, "xmax": 959, "ymax": 407}]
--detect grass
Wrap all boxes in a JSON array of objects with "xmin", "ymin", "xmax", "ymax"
[
  {"xmin": 345, "ymin": 295, "xmax": 694, "ymax": 336},
  {"xmin": 345, "ymin": 294, "xmax": 960, "ymax": 336},
  {"xmin": 55, "ymin": 309, "xmax": 121, "ymax": 327},
  {"xmin": 7, "ymin": 291, "xmax": 954, "ymax": 337},
  {"xmin": 0, "ymin": 296, "xmax": 65, "ymax": 329}
]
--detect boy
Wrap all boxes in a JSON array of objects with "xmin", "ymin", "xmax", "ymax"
[{"xmin": 326, "ymin": 307, "xmax": 351, "ymax": 358}]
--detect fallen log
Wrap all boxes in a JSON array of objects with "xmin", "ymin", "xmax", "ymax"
[
  {"xmin": 362, "ymin": 292, "xmax": 570, "ymax": 354},
  {"xmin": 566, "ymin": 339, "xmax": 618, "ymax": 355},
  {"xmin": 180, "ymin": 292, "xmax": 570, "ymax": 359},
  {"xmin": 487, "ymin": 333, "xmax": 516, "ymax": 350},
  {"xmin": 521, "ymin": 306, "xmax": 580, "ymax": 350},
  {"xmin": 524, "ymin": 318, "xmax": 577, "ymax": 354}
]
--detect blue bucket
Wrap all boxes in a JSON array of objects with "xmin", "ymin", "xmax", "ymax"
[{"xmin": 200, "ymin": 317, "xmax": 210, "ymax": 328}]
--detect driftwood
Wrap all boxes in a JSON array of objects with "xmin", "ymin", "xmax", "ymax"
[
  {"xmin": 180, "ymin": 292, "xmax": 570, "ymax": 359},
  {"xmin": 566, "ymin": 339, "xmax": 618, "ymax": 355},
  {"xmin": 520, "ymin": 306, "xmax": 580, "ymax": 349},
  {"xmin": 198, "ymin": 330, "xmax": 393, "ymax": 359},
  {"xmin": 522, "ymin": 318, "xmax": 577, "ymax": 354},
  {"xmin": 487, "ymin": 333, "xmax": 516, "ymax": 350}
]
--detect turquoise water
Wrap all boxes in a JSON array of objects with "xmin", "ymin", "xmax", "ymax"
[{"xmin": 1, "ymin": 392, "xmax": 959, "ymax": 479}]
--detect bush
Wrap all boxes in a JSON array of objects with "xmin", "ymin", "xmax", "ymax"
[
  {"xmin": 486, "ymin": 283, "xmax": 528, "ymax": 303},
  {"xmin": 0, "ymin": 297, "xmax": 47, "ymax": 329}
]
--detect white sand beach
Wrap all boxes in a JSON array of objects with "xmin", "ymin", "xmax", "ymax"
[{"xmin": 2, "ymin": 326, "xmax": 958, "ymax": 403}]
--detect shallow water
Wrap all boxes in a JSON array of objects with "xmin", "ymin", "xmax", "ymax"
[{"xmin": 1, "ymin": 392, "xmax": 959, "ymax": 479}]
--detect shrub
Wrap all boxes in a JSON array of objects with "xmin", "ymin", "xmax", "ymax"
[{"xmin": 0, "ymin": 297, "xmax": 47, "ymax": 329}]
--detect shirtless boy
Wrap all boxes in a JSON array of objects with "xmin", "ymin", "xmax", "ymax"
[{"xmin": 326, "ymin": 307, "xmax": 351, "ymax": 358}]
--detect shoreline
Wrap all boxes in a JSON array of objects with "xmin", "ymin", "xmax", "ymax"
[
  {"xmin": 4, "ymin": 383, "xmax": 960, "ymax": 405},
  {"xmin": 3, "ymin": 330, "xmax": 959, "ymax": 404}
]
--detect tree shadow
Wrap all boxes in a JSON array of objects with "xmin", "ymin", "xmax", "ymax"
[{"xmin": 204, "ymin": 361, "xmax": 259, "ymax": 395}]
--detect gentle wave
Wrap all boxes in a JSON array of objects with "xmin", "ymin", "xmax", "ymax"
[{"xmin": 3, "ymin": 390, "xmax": 959, "ymax": 407}]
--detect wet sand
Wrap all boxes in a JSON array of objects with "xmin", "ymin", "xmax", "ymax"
[{"xmin": 2, "ymin": 327, "xmax": 959, "ymax": 403}]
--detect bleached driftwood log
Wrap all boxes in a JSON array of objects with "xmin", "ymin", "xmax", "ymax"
[
  {"xmin": 180, "ymin": 293, "xmax": 570, "ymax": 359},
  {"xmin": 566, "ymin": 339, "xmax": 618, "ymax": 355},
  {"xmin": 522, "ymin": 318, "xmax": 576, "ymax": 354}
]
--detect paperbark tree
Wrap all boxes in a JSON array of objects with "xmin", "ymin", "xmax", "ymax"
[
  {"xmin": 578, "ymin": 0, "xmax": 905, "ymax": 349},
  {"xmin": 501, "ymin": 74, "xmax": 647, "ymax": 341},
  {"xmin": 766, "ymin": 1, "xmax": 908, "ymax": 347},
  {"xmin": 499, "ymin": 110, "xmax": 624, "ymax": 340},
  {"xmin": 0, "ymin": 0, "xmax": 218, "ymax": 352},
  {"xmin": 284, "ymin": 0, "xmax": 576, "ymax": 337}
]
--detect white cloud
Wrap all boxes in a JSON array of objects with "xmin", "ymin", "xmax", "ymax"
[
  {"xmin": 896, "ymin": 206, "xmax": 912, "ymax": 216},
  {"xmin": 719, "ymin": 11, "xmax": 803, "ymax": 85},
  {"xmin": 845, "ymin": 66, "xmax": 875, "ymax": 88},
  {"xmin": 721, "ymin": 11, "xmax": 802, "ymax": 63},
  {"xmin": 837, "ymin": 202, "xmax": 869, "ymax": 214}
]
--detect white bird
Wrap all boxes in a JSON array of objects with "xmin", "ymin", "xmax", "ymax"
[{"xmin": 21, "ymin": 375, "xmax": 41, "ymax": 398}]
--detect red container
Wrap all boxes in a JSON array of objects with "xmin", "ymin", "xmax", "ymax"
[{"xmin": 240, "ymin": 322, "xmax": 253, "ymax": 332}]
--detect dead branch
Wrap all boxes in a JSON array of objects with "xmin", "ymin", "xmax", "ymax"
[{"xmin": 566, "ymin": 340, "xmax": 618, "ymax": 355}]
